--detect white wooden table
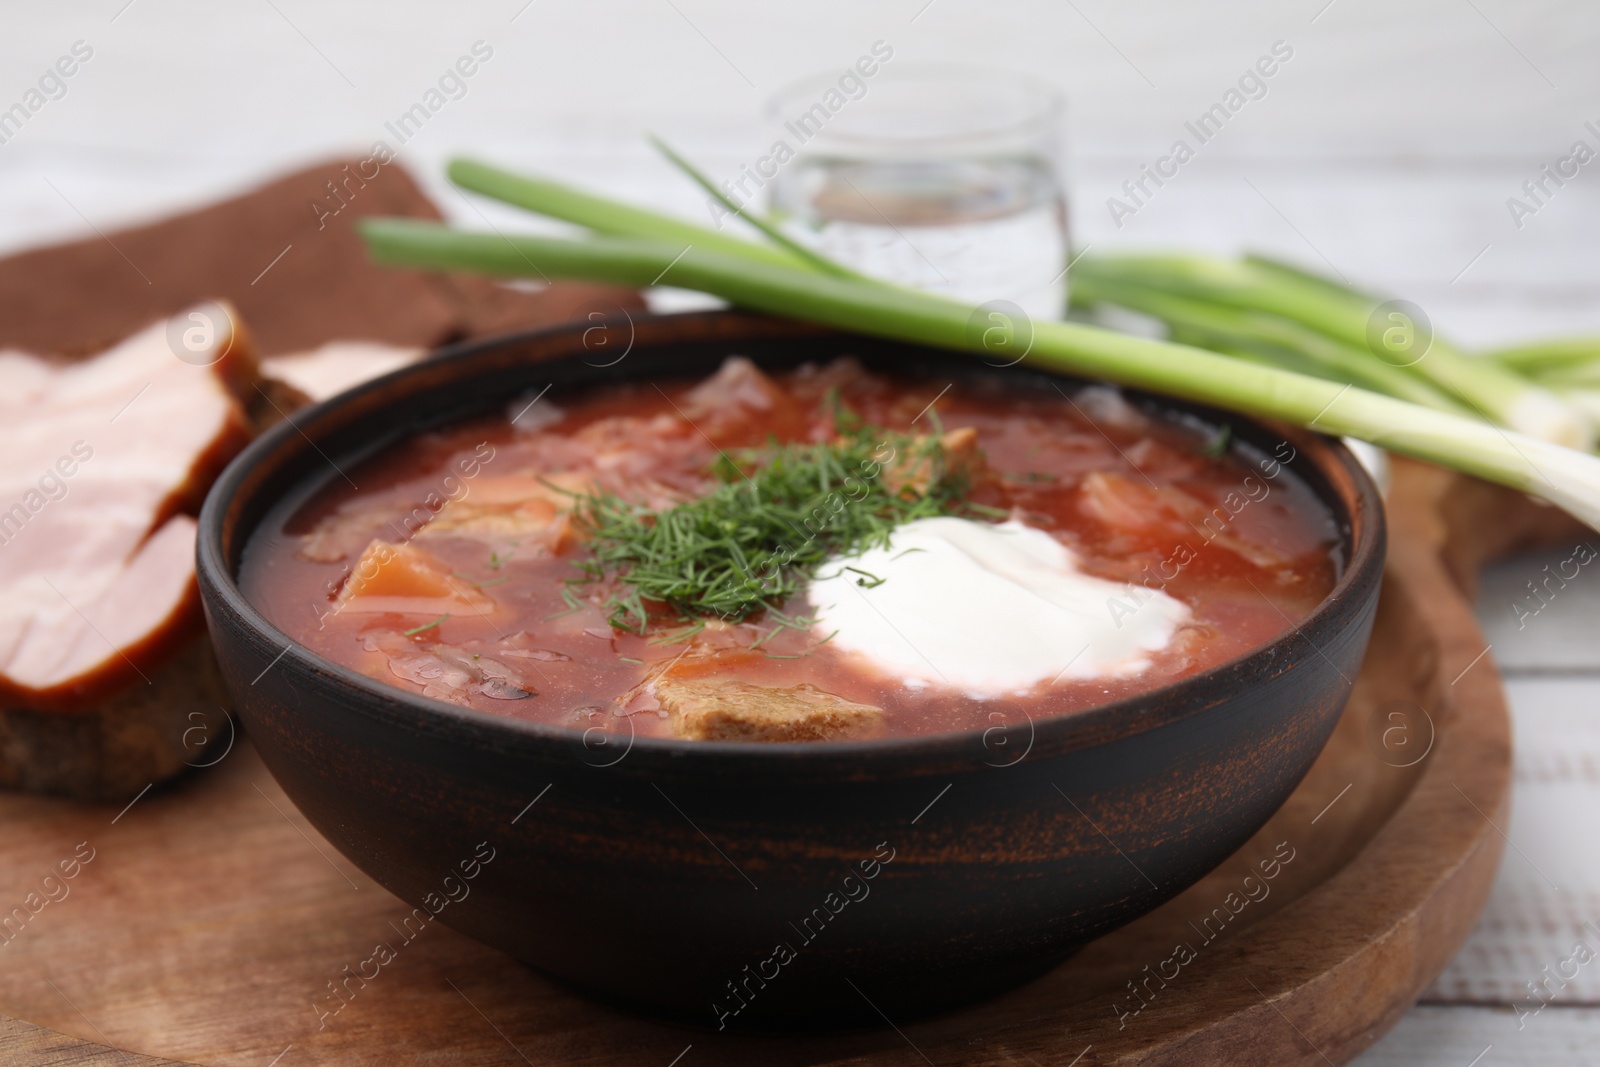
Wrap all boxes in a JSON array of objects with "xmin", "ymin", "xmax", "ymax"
[
  {"xmin": 1354, "ymin": 553, "xmax": 1600, "ymax": 1065},
  {"xmin": 2, "ymin": 2, "xmax": 1597, "ymax": 1061}
]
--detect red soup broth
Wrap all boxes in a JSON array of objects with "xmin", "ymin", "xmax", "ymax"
[{"xmin": 240, "ymin": 358, "xmax": 1341, "ymax": 740}]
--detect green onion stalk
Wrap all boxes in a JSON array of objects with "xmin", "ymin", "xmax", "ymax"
[
  {"xmin": 1068, "ymin": 253, "xmax": 1593, "ymax": 450},
  {"xmin": 1481, "ymin": 338, "xmax": 1600, "ymax": 427},
  {"xmin": 1067, "ymin": 273, "xmax": 1467, "ymax": 412},
  {"xmin": 444, "ymin": 156, "xmax": 1598, "ymax": 457},
  {"xmin": 1488, "ymin": 336, "xmax": 1600, "ymax": 384},
  {"xmin": 361, "ymin": 213, "xmax": 1600, "ymax": 534},
  {"xmin": 447, "ymin": 157, "xmax": 807, "ymax": 272}
]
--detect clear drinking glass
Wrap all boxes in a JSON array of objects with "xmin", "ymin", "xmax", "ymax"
[{"xmin": 765, "ymin": 65, "xmax": 1069, "ymax": 320}]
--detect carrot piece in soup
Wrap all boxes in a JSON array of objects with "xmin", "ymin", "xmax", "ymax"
[{"xmin": 336, "ymin": 541, "xmax": 497, "ymax": 616}]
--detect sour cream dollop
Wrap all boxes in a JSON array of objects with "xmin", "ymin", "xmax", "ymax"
[{"xmin": 808, "ymin": 517, "xmax": 1190, "ymax": 696}]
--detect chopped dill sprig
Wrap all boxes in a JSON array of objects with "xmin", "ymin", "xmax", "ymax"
[
  {"xmin": 545, "ymin": 584, "xmax": 587, "ymax": 621},
  {"xmin": 825, "ymin": 386, "xmax": 861, "ymax": 435},
  {"xmin": 569, "ymin": 421, "xmax": 980, "ymax": 633},
  {"xmin": 1201, "ymin": 424, "xmax": 1233, "ymax": 459},
  {"xmin": 748, "ymin": 606, "xmax": 818, "ymax": 650},
  {"xmin": 842, "ymin": 565, "xmax": 885, "ymax": 588},
  {"xmin": 649, "ymin": 619, "xmax": 708, "ymax": 646},
  {"xmin": 404, "ymin": 613, "xmax": 450, "ymax": 637}
]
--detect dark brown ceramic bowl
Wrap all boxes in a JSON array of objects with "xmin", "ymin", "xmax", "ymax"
[{"xmin": 197, "ymin": 311, "xmax": 1384, "ymax": 1031}]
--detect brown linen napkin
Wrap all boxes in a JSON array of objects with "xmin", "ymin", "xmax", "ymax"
[{"xmin": 0, "ymin": 156, "xmax": 642, "ymax": 358}]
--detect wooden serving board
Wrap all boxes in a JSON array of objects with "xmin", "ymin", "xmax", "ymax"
[
  {"xmin": 0, "ymin": 460, "xmax": 1561, "ymax": 1066},
  {"xmin": 0, "ymin": 156, "xmax": 1537, "ymax": 1064}
]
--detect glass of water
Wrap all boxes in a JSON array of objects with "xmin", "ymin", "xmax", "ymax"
[{"xmin": 765, "ymin": 64, "xmax": 1068, "ymax": 320}]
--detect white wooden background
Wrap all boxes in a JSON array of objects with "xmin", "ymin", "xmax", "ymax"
[{"xmin": 3, "ymin": 1, "xmax": 1599, "ymax": 1062}]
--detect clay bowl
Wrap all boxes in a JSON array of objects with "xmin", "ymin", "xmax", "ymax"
[{"xmin": 196, "ymin": 311, "xmax": 1384, "ymax": 1030}]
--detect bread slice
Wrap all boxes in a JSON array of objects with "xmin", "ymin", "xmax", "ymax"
[
  {"xmin": 656, "ymin": 678, "xmax": 884, "ymax": 742},
  {"xmin": 0, "ymin": 638, "xmax": 232, "ymax": 801},
  {"xmin": 0, "ymin": 305, "xmax": 256, "ymax": 798}
]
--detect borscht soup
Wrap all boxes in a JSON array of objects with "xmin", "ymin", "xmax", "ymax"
[{"xmin": 240, "ymin": 356, "xmax": 1340, "ymax": 741}]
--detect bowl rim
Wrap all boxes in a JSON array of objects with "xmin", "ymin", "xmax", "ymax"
[{"xmin": 198, "ymin": 310, "xmax": 1386, "ymax": 765}]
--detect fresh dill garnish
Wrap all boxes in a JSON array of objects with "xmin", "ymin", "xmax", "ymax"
[
  {"xmin": 545, "ymin": 584, "xmax": 586, "ymax": 621},
  {"xmin": 569, "ymin": 422, "xmax": 979, "ymax": 633},
  {"xmin": 1201, "ymin": 424, "xmax": 1233, "ymax": 459},
  {"xmin": 748, "ymin": 606, "xmax": 818, "ymax": 650},
  {"xmin": 404, "ymin": 614, "xmax": 450, "ymax": 636},
  {"xmin": 842, "ymin": 565, "xmax": 885, "ymax": 588},
  {"xmin": 825, "ymin": 386, "xmax": 860, "ymax": 434},
  {"xmin": 650, "ymin": 619, "xmax": 708, "ymax": 646}
]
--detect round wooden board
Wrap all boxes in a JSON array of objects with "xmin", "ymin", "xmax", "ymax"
[{"xmin": 0, "ymin": 459, "xmax": 1548, "ymax": 1067}]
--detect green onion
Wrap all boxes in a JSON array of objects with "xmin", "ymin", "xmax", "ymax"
[
  {"xmin": 1488, "ymin": 337, "xmax": 1600, "ymax": 385},
  {"xmin": 451, "ymin": 153, "xmax": 1598, "ymax": 455},
  {"xmin": 357, "ymin": 156, "xmax": 1600, "ymax": 534},
  {"xmin": 1070, "ymin": 271, "xmax": 1468, "ymax": 412},
  {"xmin": 447, "ymin": 156, "xmax": 805, "ymax": 271},
  {"xmin": 1070, "ymin": 252, "xmax": 1592, "ymax": 449},
  {"xmin": 1481, "ymin": 340, "xmax": 1600, "ymax": 429},
  {"xmin": 645, "ymin": 134, "xmax": 860, "ymax": 280},
  {"xmin": 1558, "ymin": 389, "xmax": 1600, "ymax": 427}
]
